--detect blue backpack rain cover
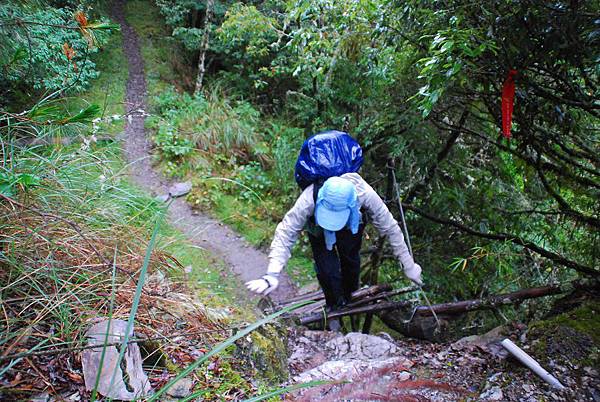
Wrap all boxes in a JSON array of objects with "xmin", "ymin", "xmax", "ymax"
[{"xmin": 294, "ymin": 130, "xmax": 363, "ymax": 190}]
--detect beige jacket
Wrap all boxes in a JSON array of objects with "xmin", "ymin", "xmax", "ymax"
[{"xmin": 267, "ymin": 173, "xmax": 415, "ymax": 275}]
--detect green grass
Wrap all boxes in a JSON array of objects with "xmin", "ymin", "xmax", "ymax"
[{"xmin": 72, "ymin": 141, "xmax": 242, "ymax": 306}]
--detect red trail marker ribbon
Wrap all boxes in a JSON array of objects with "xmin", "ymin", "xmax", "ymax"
[{"xmin": 501, "ymin": 69, "xmax": 518, "ymax": 139}]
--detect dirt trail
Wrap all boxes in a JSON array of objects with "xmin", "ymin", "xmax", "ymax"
[{"xmin": 111, "ymin": 0, "xmax": 295, "ymax": 303}]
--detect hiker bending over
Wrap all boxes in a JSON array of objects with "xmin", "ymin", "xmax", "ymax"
[{"xmin": 245, "ymin": 131, "xmax": 422, "ymax": 312}]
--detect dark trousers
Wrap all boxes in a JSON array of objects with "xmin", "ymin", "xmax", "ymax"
[{"xmin": 308, "ymin": 225, "xmax": 365, "ymax": 309}]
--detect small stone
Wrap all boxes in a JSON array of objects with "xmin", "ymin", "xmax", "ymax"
[
  {"xmin": 169, "ymin": 182, "xmax": 192, "ymax": 198},
  {"xmin": 398, "ymin": 371, "xmax": 411, "ymax": 381},
  {"xmin": 487, "ymin": 372, "xmax": 502, "ymax": 383},
  {"xmin": 155, "ymin": 194, "xmax": 170, "ymax": 203},
  {"xmin": 479, "ymin": 386, "xmax": 503, "ymax": 401},
  {"xmin": 31, "ymin": 393, "xmax": 50, "ymax": 402},
  {"xmin": 166, "ymin": 378, "xmax": 193, "ymax": 398},
  {"xmin": 184, "ymin": 265, "xmax": 193, "ymax": 274}
]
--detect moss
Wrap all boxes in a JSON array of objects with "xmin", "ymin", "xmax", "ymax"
[
  {"xmin": 529, "ymin": 300, "xmax": 600, "ymax": 367},
  {"xmin": 193, "ymin": 355, "xmax": 254, "ymax": 400},
  {"xmin": 235, "ymin": 323, "xmax": 289, "ymax": 384}
]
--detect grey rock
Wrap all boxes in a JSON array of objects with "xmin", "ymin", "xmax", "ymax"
[
  {"xmin": 294, "ymin": 357, "xmax": 405, "ymax": 383},
  {"xmin": 166, "ymin": 377, "xmax": 193, "ymax": 398},
  {"xmin": 479, "ymin": 386, "xmax": 503, "ymax": 401},
  {"xmin": 81, "ymin": 319, "xmax": 152, "ymax": 400},
  {"xmin": 452, "ymin": 326, "xmax": 509, "ymax": 359},
  {"xmin": 155, "ymin": 194, "xmax": 170, "ymax": 203},
  {"xmin": 292, "ymin": 332, "xmax": 413, "ymax": 384},
  {"xmin": 325, "ymin": 332, "xmax": 399, "ymax": 360},
  {"xmin": 169, "ymin": 182, "xmax": 192, "ymax": 198},
  {"xmin": 31, "ymin": 393, "xmax": 51, "ymax": 402}
]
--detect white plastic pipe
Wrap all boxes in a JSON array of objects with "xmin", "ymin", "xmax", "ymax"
[{"xmin": 501, "ymin": 338, "xmax": 566, "ymax": 390}]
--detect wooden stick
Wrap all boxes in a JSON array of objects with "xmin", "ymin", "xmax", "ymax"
[
  {"xmin": 278, "ymin": 284, "xmax": 393, "ymax": 310},
  {"xmin": 299, "ymin": 300, "xmax": 413, "ymax": 325},
  {"xmin": 501, "ymin": 339, "xmax": 565, "ymax": 390}
]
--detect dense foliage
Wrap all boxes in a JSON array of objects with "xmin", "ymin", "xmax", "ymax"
[
  {"xmin": 0, "ymin": 2, "xmax": 117, "ymax": 108},
  {"xmin": 150, "ymin": 0, "xmax": 599, "ymax": 300}
]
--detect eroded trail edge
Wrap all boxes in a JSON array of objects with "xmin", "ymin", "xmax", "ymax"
[{"xmin": 111, "ymin": 0, "xmax": 295, "ymax": 303}]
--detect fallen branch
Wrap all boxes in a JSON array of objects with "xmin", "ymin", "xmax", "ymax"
[
  {"xmin": 277, "ymin": 284, "xmax": 393, "ymax": 310},
  {"xmin": 299, "ymin": 300, "xmax": 413, "ymax": 326},
  {"xmin": 501, "ymin": 339, "xmax": 565, "ymax": 390},
  {"xmin": 413, "ymin": 285, "xmax": 564, "ymax": 317},
  {"xmin": 378, "ymin": 282, "xmax": 596, "ymax": 340}
]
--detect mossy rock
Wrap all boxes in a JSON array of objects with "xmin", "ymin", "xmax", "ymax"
[
  {"xmin": 528, "ymin": 300, "xmax": 600, "ymax": 368},
  {"xmin": 234, "ymin": 322, "xmax": 289, "ymax": 384}
]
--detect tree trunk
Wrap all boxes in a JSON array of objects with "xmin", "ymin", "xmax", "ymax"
[{"xmin": 194, "ymin": 0, "xmax": 214, "ymax": 95}]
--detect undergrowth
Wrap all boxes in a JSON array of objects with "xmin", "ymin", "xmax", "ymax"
[
  {"xmin": 0, "ymin": 137, "xmax": 248, "ymax": 398},
  {"xmin": 0, "ymin": 5, "xmax": 283, "ymax": 398},
  {"xmin": 147, "ymin": 84, "xmax": 316, "ymax": 287}
]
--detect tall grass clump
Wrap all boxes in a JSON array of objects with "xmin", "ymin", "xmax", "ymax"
[
  {"xmin": 0, "ymin": 98, "xmax": 315, "ymax": 400},
  {"xmin": 0, "ymin": 104, "xmax": 223, "ymax": 399},
  {"xmin": 150, "ymin": 86, "xmax": 264, "ymax": 168}
]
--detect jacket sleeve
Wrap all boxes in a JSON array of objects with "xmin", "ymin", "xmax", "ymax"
[
  {"xmin": 361, "ymin": 182, "xmax": 415, "ymax": 271},
  {"xmin": 267, "ymin": 187, "xmax": 314, "ymax": 274}
]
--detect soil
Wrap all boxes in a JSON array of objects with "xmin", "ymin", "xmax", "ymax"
[{"xmin": 110, "ymin": 0, "xmax": 295, "ymax": 303}]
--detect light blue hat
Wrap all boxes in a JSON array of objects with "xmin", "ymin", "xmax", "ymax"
[{"xmin": 315, "ymin": 177, "xmax": 361, "ymax": 250}]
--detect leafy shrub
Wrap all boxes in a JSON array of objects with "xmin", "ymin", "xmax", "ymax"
[
  {"xmin": 0, "ymin": 3, "xmax": 113, "ymax": 96},
  {"xmin": 152, "ymin": 120, "xmax": 194, "ymax": 161},
  {"xmin": 153, "ymin": 85, "xmax": 195, "ymax": 116},
  {"xmin": 267, "ymin": 123, "xmax": 304, "ymax": 194},
  {"xmin": 217, "ymin": 4, "xmax": 278, "ymax": 60},
  {"xmin": 231, "ymin": 161, "xmax": 273, "ymax": 202}
]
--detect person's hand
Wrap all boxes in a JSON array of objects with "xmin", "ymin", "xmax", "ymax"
[
  {"xmin": 245, "ymin": 274, "xmax": 279, "ymax": 296},
  {"xmin": 404, "ymin": 263, "xmax": 423, "ymax": 286}
]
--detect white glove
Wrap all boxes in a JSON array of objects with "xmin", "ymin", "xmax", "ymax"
[
  {"xmin": 245, "ymin": 274, "xmax": 279, "ymax": 296},
  {"xmin": 404, "ymin": 263, "xmax": 423, "ymax": 286}
]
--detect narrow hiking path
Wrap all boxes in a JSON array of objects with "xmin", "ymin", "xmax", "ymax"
[{"xmin": 110, "ymin": 0, "xmax": 295, "ymax": 303}]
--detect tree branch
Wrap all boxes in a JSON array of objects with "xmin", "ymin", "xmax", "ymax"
[
  {"xmin": 403, "ymin": 203, "xmax": 599, "ymax": 276},
  {"xmin": 404, "ymin": 110, "xmax": 468, "ymax": 204}
]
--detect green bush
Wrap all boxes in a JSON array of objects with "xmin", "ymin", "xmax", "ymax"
[
  {"xmin": 152, "ymin": 85, "xmax": 262, "ymax": 160},
  {"xmin": 152, "ymin": 120, "xmax": 194, "ymax": 160},
  {"xmin": 231, "ymin": 161, "xmax": 273, "ymax": 203},
  {"xmin": 0, "ymin": 3, "xmax": 113, "ymax": 97}
]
